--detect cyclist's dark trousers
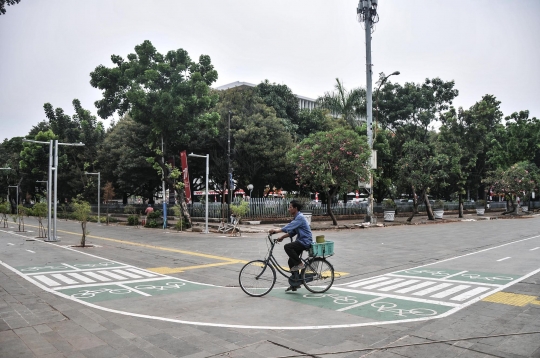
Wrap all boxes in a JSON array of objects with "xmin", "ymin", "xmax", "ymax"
[{"xmin": 284, "ymin": 241, "xmax": 305, "ymax": 268}]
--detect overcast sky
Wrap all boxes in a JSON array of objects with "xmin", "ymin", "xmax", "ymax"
[{"xmin": 1, "ymin": 0, "xmax": 539, "ymax": 142}]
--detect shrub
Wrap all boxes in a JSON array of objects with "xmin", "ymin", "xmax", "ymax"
[
  {"xmin": 382, "ymin": 199, "xmax": 396, "ymax": 210},
  {"xmin": 433, "ymin": 200, "xmax": 445, "ymax": 210},
  {"xmin": 145, "ymin": 219, "xmax": 159, "ymax": 228},
  {"xmin": 174, "ymin": 218, "xmax": 190, "ymax": 231},
  {"xmin": 476, "ymin": 199, "xmax": 486, "ymax": 208},
  {"xmin": 127, "ymin": 215, "xmax": 139, "ymax": 226},
  {"xmin": 147, "ymin": 210, "xmax": 162, "ymax": 220},
  {"xmin": 230, "ymin": 200, "xmax": 249, "ymax": 217}
]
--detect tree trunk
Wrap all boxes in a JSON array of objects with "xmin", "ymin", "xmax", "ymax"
[
  {"xmin": 80, "ymin": 221, "xmax": 86, "ymax": 247},
  {"xmin": 424, "ymin": 191, "xmax": 434, "ymax": 220},
  {"xmin": 407, "ymin": 187, "xmax": 418, "ymax": 223},
  {"xmin": 175, "ymin": 188, "xmax": 192, "ymax": 226},
  {"xmin": 326, "ymin": 190, "xmax": 337, "ymax": 226},
  {"xmin": 458, "ymin": 193, "xmax": 463, "ymax": 218}
]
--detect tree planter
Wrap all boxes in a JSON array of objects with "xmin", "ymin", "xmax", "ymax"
[
  {"xmin": 433, "ymin": 209, "xmax": 444, "ymax": 219},
  {"xmin": 383, "ymin": 210, "xmax": 395, "ymax": 222},
  {"xmin": 521, "ymin": 206, "xmax": 528, "ymax": 213},
  {"xmin": 476, "ymin": 208, "xmax": 485, "ymax": 216}
]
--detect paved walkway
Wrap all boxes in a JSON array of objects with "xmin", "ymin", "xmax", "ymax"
[{"xmin": 1, "ymin": 215, "xmax": 539, "ymax": 358}]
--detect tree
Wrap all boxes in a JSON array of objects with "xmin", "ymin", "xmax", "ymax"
[
  {"xmin": 395, "ymin": 140, "xmax": 449, "ymax": 222},
  {"xmin": 71, "ymin": 199, "xmax": 91, "ymax": 247},
  {"xmin": 316, "ymin": 79, "xmax": 366, "ymax": 129},
  {"xmin": 192, "ymin": 87, "xmax": 296, "ymax": 199},
  {"xmin": 0, "ymin": 201, "xmax": 10, "ymax": 228},
  {"xmin": 483, "ymin": 161, "xmax": 539, "ymax": 214},
  {"xmin": 256, "ymin": 80, "xmax": 300, "ymax": 134},
  {"xmin": 287, "ymin": 128, "xmax": 371, "ymax": 225},
  {"xmin": 31, "ymin": 202, "xmax": 48, "ymax": 238},
  {"xmin": 96, "ymin": 116, "xmax": 160, "ymax": 203},
  {"xmin": 90, "ymin": 40, "xmax": 220, "ymax": 224},
  {"xmin": 295, "ymin": 108, "xmax": 338, "ymax": 142},
  {"xmin": 0, "ymin": 0, "xmax": 20, "ymax": 15}
]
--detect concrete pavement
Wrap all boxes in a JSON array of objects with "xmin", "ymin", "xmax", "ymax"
[{"xmin": 1, "ymin": 215, "xmax": 539, "ymax": 357}]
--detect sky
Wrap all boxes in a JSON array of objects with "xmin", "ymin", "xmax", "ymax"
[{"xmin": 1, "ymin": 0, "xmax": 539, "ymax": 142}]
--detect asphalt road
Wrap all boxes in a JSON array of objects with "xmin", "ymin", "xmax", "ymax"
[{"xmin": 0, "ymin": 216, "xmax": 539, "ymax": 357}]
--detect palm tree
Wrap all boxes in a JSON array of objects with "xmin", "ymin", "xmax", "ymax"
[{"xmin": 316, "ymin": 79, "xmax": 366, "ymax": 128}]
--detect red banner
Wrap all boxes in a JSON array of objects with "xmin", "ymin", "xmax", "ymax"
[{"xmin": 180, "ymin": 151, "xmax": 192, "ymax": 203}]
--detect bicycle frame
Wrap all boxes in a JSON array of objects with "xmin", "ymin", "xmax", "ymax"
[{"xmin": 256, "ymin": 234, "xmax": 313, "ymax": 283}]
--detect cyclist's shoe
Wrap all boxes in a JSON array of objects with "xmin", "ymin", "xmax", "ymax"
[
  {"xmin": 290, "ymin": 263, "xmax": 305, "ymax": 271},
  {"xmin": 286, "ymin": 286, "xmax": 300, "ymax": 292}
]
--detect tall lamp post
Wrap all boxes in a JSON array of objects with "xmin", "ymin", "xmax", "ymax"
[
  {"xmin": 375, "ymin": 71, "xmax": 400, "ymax": 140},
  {"xmin": 22, "ymin": 139, "xmax": 84, "ymax": 241},
  {"xmin": 85, "ymin": 172, "xmax": 100, "ymax": 225},
  {"xmin": 227, "ymin": 111, "xmax": 233, "ymax": 220},
  {"xmin": 188, "ymin": 153, "xmax": 209, "ymax": 234},
  {"xmin": 357, "ymin": 0, "xmax": 379, "ymax": 223}
]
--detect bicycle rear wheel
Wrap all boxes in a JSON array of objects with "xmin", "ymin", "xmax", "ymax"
[
  {"xmin": 239, "ymin": 260, "xmax": 276, "ymax": 297},
  {"xmin": 302, "ymin": 258, "xmax": 334, "ymax": 293}
]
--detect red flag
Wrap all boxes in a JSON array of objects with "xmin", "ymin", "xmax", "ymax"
[{"xmin": 180, "ymin": 151, "xmax": 192, "ymax": 204}]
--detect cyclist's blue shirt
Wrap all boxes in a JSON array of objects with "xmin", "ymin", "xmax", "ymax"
[{"xmin": 281, "ymin": 212, "xmax": 313, "ymax": 248}]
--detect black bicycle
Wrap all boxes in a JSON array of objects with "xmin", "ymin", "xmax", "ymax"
[{"xmin": 238, "ymin": 234, "xmax": 335, "ymax": 297}]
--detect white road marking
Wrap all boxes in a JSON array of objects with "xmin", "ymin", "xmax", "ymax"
[
  {"xmin": 97, "ymin": 270, "xmax": 127, "ymax": 280},
  {"xmin": 413, "ymin": 283, "xmax": 453, "ymax": 296},
  {"xmin": 336, "ymin": 297, "xmax": 385, "ymax": 312},
  {"xmin": 497, "ymin": 257, "xmax": 511, "ymax": 262},
  {"xmin": 441, "ymin": 270, "xmax": 469, "ymax": 280},
  {"xmin": 530, "ymin": 247, "xmax": 539, "ymax": 251},
  {"xmin": 363, "ymin": 278, "xmax": 405, "ymax": 290},
  {"xmin": 26, "ymin": 250, "xmax": 35, "ymax": 253},
  {"xmin": 51, "ymin": 274, "xmax": 78, "ymax": 285},
  {"xmin": 7, "ymin": 243, "xmax": 14, "ymax": 246},
  {"xmin": 67, "ymin": 273, "xmax": 95, "ymax": 283},
  {"xmin": 61, "ymin": 263, "xmax": 80, "ymax": 270},
  {"xmin": 348, "ymin": 277, "xmax": 390, "ymax": 288},
  {"xmin": 83, "ymin": 271, "xmax": 112, "ymax": 282},
  {"xmin": 451, "ymin": 287, "xmax": 490, "ymax": 301},
  {"xmin": 125, "ymin": 268, "xmax": 156, "ymax": 277},
  {"xmin": 378, "ymin": 280, "xmax": 420, "ymax": 292},
  {"xmin": 34, "ymin": 275, "xmax": 60, "ymax": 286},
  {"xmin": 395, "ymin": 281, "xmax": 436, "ymax": 294},
  {"xmin": 112, "ymin": 269, "xmax": 142, "ymax": 279},
  {"xmin": 117, "ymin": 283, "xmax": 151, "ymax": 297},
  {"xmin": 430, "ymin": 285, "xmax": 470, "ymax": 299}
]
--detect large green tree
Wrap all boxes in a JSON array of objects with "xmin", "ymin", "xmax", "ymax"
[
  {"xmin": 316, "ymin": 79, "xmax": 366, "ymax": 129},
  {"xmin": 96, "ymin": 116, "xmax": 161, "ymax": 204},
  {"xmin": 90, "ymin": 40, "xmax": 220, "ymax": 223},
  {"xmin": 287, "ymin": 127, "xmax": 371, "ymax": 225}
]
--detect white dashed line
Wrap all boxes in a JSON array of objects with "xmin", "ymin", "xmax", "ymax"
[
  {"xmin": 26, "ymin": 250, "xmax": 35, "ymax": 253},
  {"xmin": 8, "ymin": 243, "xmax": 14, "ymax": 246},
  {"xmin": 531, "ymin": 247, "xmax": 539, "ymax": 251},
  {"xmin": 497, "ymin": 257, "xmax": 511, "ymax": 262}
]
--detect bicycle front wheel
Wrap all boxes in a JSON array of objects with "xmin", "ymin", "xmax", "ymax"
[
  {"xmin": 302, "ymin": 258, "xmax": 334, "ymax": 293},
  {"xmin": 239, "ymin": 260, "xmax": 276, "ymax": 297}
]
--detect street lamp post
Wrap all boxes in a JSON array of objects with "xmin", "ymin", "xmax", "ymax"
[
  {"xmin": 227, "ymin": 111, "xmax": 233, "ymax": 220},
  {"xmin": 357, "ymin": 0, "xmax": 379, "ymax": 223},
  {"xmin": 375, "ymin": 71, "xmax": 400, "ymax": 140},
  {"xmin": 247, "ymin": 184, "xmax": 253, "ymax": 199},
  {"xmin": 85, "ymin": 172, "xmax": 100, "ymax": 225},
  {"xmin": 22, "ymin": 139, "xmax": 84, "ymax": 241},
  {"xmin": 188, "ymin": 153, "xmax": 209, "ymax": 234}
]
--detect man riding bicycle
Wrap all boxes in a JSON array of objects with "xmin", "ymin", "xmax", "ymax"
[{"xmin": 269, "ymin": 200, "xmax": 314, "ymax": 291}]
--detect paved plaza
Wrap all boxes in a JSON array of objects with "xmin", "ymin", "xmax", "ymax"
[{"xmin": 1, "ymin": 215, "xmax": 539, "ymax": 357}]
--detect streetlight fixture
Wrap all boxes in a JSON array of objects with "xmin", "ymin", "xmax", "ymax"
[
  {"xmin": 22, "ymin": 139, "xmax": 84, "ymax": 241},
  {"xmin": 188, "ymin": 153, "xmax": 209, "ymax": 234},
  {"xmin": 357, "ymin": 0, "xmax": 379, "ymax": 224},
  {"xmin": 247, "ymin": 184, "xmax": 253, "ymax": 199},
  {"xmin": 375, "ymin": 71, "xmax": 400, "ymax": 140},
  {"xmin": 85, "ymin": 172, "xmax": 100, "ymax": 225}
]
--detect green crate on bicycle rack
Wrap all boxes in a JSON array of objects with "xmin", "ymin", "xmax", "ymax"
[{"xmin": 309, "ymin": 241, "xmax": 334, "ymax": 257}]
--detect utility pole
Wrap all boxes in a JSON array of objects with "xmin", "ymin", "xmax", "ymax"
[
  {"xmin": 228, "ymin": 111, "xmax": 232, "ymax": 221},
  {"xmin": 357, "ymin": 0, "xmax": 379, "ymax": 223}
]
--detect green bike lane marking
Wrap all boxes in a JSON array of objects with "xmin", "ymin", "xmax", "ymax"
[
  {"xmin": 391, "ymin": 268, "xmax": 522, "ymax": 285},
  {"xmin": 270, "ymin": 289, "xmax": 455, "ymax": 321},
  {"xmin": 56, "ymin": 278, "xmax": 210, "ymax": 303}
]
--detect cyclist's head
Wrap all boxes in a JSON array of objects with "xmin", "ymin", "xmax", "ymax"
[{"xmin": 289, "ymin": 200, "xmax": 303, "ymax": 212}]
